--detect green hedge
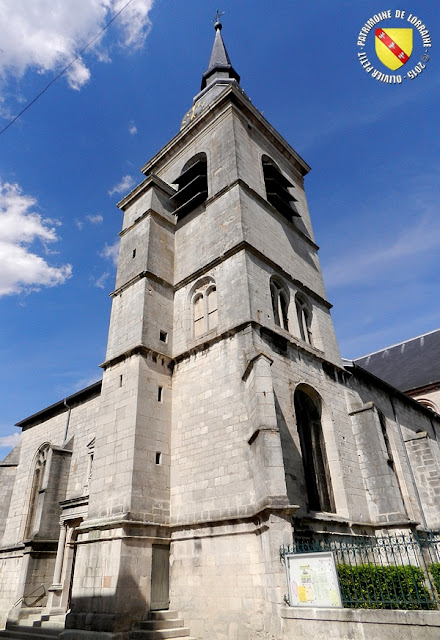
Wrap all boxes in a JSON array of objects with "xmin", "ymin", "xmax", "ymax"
[
  {"xmin": 336, "ymin": 563, "xmax": 433, "ymax": 610},
  {"xmin": 429, "ymin": 563, "xmax": 440, "ymax": 597}
]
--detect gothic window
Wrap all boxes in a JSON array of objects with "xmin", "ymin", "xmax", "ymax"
[
  {"xmin": 294, "ymin": 389, "xmax": 335, "ymax": 513},
  {"xmin": 262, "ymin": 155, "xmax": 299, "ymax": 221},
  {"xmin": 296, "ymin": 295, "xmax": 312, "ymax": 345},
  {"xmin": 171, "ymin": 153, "xmax": 208, "ymax": 219},
  {"xmin": 192, "ymin": 281, "xmax": 218, "ymax": 338},
  {"xmin": 25, "ymin": 444, "xmax": 50, "ymax": 538},
  {"xmin": 270, "ymin": 278, "xmax": 289, "ymax": 331}
]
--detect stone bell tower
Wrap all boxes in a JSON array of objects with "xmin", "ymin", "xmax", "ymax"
[{"xmin": 65, "ymin": 17, "xmax": 348, "ymax": 640}]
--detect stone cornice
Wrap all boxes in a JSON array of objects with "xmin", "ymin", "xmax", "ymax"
[
  {"xmin": 100, "ymin": 344, "xmax": 173, "ymax": 372},
  {"xmin": 173, "ymin": 239, "xmax": 330, "ymax": 309},
  {"xmin": 116, "ymin": 173, "xmax": 176, "ymax": 212}
]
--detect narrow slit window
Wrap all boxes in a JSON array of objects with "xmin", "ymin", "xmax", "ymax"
[
  {"xmin": 157, "ymin": 386, "xmax": 163, "ymax": 402},
  {"xmin": 87, "ymin": 452, "xmax": 94, "ymax": 482},
  {"xmin": 132, "ymin": 249, "xmax": 136, "ymax": 258},
  {"xmin": 155, "ymin": 452, "xmax": 162, "ymax": 465}
]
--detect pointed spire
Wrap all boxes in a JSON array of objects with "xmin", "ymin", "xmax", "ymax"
[
  {"xmin": 180, "ymin": 13, "xmax": 242, "ymax": 129},
  {"xmin": 200, "ymin": 14, "xmax": 240, "ymax": 91}
]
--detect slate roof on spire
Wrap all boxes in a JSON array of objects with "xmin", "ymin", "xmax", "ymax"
[{"xmin": 201, "ymin": 20, "xmax": 240, "ymax": 90}]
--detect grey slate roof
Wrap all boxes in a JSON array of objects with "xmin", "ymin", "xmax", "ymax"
[{"xmin": 354, "ymin": 329, "xmax": 440, "ymax": 392}]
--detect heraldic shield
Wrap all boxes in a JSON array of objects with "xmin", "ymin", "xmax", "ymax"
[{"xmin": 375, "ymin": 28, "xmax": 413, "ymax": 70}]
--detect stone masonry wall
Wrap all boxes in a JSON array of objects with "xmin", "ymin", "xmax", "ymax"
[
  {"xmin": 170, "ymin": 331, "xmax": 254, "ymax": 526},
  {"xmin": 347, "ymin": 369, "xmax": 440, "ymax": 529}
]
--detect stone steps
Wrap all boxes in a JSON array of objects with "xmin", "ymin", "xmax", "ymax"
[
  {"xmin": 136, "ymin": 619, "xmax": 183, "ymax": 631},
  {"xmin": 0, "ymin": 614, "xmax": 64, "ymax": 640},
  {"xmin": 0, "ymin": 626, "xmax": 61, "ymax": 640},
  {"xmin": 130, "ymin": 611, "xmax": 195, "ymax": 640}
]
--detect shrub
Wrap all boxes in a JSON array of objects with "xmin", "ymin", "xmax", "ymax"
[
  {"xmin": 336, "ymin": 563, "xmax": 433, "ymax": 610},
  {"xmin": 429, "ymin": 563, "xmax": 440, "ymax": 598}
]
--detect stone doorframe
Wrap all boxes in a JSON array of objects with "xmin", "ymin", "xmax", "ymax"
[{"xmin": 46, "ymin": 496, "xmax": 88, "ymax": 616}]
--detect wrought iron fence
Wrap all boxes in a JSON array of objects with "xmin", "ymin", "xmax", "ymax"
[{"xmin": 280, "ymin": 530, "xmax": 440, "ymax": 610}]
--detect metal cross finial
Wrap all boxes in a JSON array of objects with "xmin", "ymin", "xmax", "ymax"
[{"xmin": 213, "ymin": 9, "xmax": 225, "ymax": 24}]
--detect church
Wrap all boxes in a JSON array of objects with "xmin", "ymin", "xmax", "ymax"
[{"xmin": 0, "ymin": 19, "xmax": 439, "ymax": 640}]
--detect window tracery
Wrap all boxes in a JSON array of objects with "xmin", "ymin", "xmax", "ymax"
[
  {"xmin": 192, "ymin": 280, "xmax": 218, "ymax": 337},
  {"xmin": 295, "ymin": 295, "xmax": 312, "ymax": 345},
  {"xmin": 294, "ymin": 389, "xmax": 334, "ymax": 513},
  {"xmin": 25, "ymin": 444, "xmax": 50, "ymax": 537},
  {"xmin": 270, "ymin": 278, "xmax": 289, "ymax": 331}
]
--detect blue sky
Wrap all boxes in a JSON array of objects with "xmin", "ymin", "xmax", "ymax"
[{"xmin": 0, "ymin": 1, "xmax": 439, "ymax": 457}]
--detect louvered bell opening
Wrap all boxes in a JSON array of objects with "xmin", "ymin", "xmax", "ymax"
[
  {"xmin": 263, "ymin": 162, "xmax": 299, "ymax": 220},
  {"xmin": 171, "ymin": 157, "xmax": 208, "ymax": 219}
]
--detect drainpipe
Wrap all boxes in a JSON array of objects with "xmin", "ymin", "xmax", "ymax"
[
  {"xmin": 390, "ymin": 396, "xmax": 428, "ymax": 530},
  {"xmin": 63, "ymin": 399, "xmax": 71, "ymax": 444}
]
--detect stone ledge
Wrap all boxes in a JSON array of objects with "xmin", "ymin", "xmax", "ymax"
[{"xmin": 280, "ymin": 606, "xmax": 440, "ymax": 626}]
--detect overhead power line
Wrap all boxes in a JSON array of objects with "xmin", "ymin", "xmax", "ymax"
[{"xmin": 0, "ymin": 0, "xmax": 135, "ymax": 138}]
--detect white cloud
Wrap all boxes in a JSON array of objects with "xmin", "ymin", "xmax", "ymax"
[
  {"xmin": 75, "ymin": 214, "xmax": 103, "ymax": 230},
  {"xmin": 100, "ymin": 239, "xmax": 120, "ymax": 265},
  {"xmin": 55, "ymin": 373, "xmax": 102, "ymax": 398},
  {"xmin": 0, "ymin": 181, "xmax": 72, "ymax": 297},
  {"xmin": 94, "ymin": 271, "xmax": 110, "ymax": 288},
  {"xmin": 128, "ymin": 120, "xmax": 138, "ymax": 135},
  {"xmin": 324, "ymin": 213, "xmax": 440, "ymax": 289},
  {"xmin": 108, "ymin": 174, "xmax": 135, "ymax": 196},
  {"xmin": 0, "ymin": 0, "xmax": 154, "ymax": 92},
  {"xmin": 86, "ymin": 214, "xmax": 103, "ymax": 225},
  {"xmin": 72, "ymin": 374, "xmax": 102, "ymax": 392},
  {"xmin": 0, "ymin": 432, "xmax": 20, "ymax": 448},
  {"xmin": 66, "ymin": 58, "xmax": 92, "ymax": 91}
]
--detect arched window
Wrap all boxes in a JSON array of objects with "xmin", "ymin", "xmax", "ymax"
[
  {"xmin": 206, "ymin": 286, "xmax": 218, "ymax": 330},
  {"xmin": 417, "ymin": 399, "xmax": 438, "ymax": 413},
  {"xmin": 193, "ymin": 293, "xmax": 205, "ymax": 337},
  {"xmin": 270, "ymin": 278, "xmax": 289, "ymax": 331},
  {"xmin": 192, "ymin": 281, "xmax": 218, "ymax": 338},
  {"xmin": 295, "ymin": 295, "xmax": 312, "ymax": 345},
  {"xmin": 171, "ymin": 153, "xmax": 208, "ymax": 220},
  {"xmin": 25, "ymin": 444, "xmax": 50, "ymax": 538},
  {"xmin": 294, "ymin": 389, "xmax": 335, "ymax": 513},
  {"xmin": 262, "ymin": 155, "xmax": 299, "ymax": 221}
]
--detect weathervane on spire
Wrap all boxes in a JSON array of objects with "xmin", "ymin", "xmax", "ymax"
[{"xmin": 213, "ymin": 9, "xmax": 225, "ymax": 30}]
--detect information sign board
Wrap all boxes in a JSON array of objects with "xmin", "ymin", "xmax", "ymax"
[{"xmin": 285, "ymin": 551, "xmax": 343, "ymax": 608}]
